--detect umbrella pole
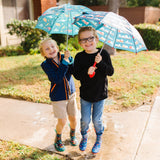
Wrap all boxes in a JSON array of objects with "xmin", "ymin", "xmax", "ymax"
[
  {"xmin": 66, "ymin": 4, "xmax": 69, "ymax": 50},
  {"xmin": 99, "ymin": 27, "xmax": 112, "ymax": 55},
  {"xmin": 99, "ymin": 43, "xmax": 105, "ymax": 54},
  {"xmin": 66, "ymin": 34, "xmax": 68, "ymax": 50}
]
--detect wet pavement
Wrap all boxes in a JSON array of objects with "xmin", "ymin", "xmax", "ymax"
[{"xmin": 0, "ymin": 94, "xmax": 160, "ymax": 160}]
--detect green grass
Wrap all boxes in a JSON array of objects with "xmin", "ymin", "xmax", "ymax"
[
  {"xmin": 0, "ymin": 55, "xmax": 50, "ymax": 103},
  {"xmin": 0, "ymin": 140, "xmax": 61, "ymax": 160},
  {"xmin": 0, "ymin": 51, "xmax": 160, "ymax": 110},
  {"xmin": 108, "ymin": 51, "xmax": 160, "ymax": 110}
]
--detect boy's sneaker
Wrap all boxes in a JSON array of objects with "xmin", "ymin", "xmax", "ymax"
[
  {"xmin": 79, "ymin": 134, "xmax": 88, "ymax": 151},
  {"xmin": 70, "ymin": 136, "xmax": 78, "ymax": 146},
  {"xmin": 54, "ymin": 140, "xmax": 65, "ymax": 152},
  {"xmin": 92, "ymin": 134, "xmax": 102, "ymax": 154},
  {"xmin": 91, "ymin": 141, "xmax": 101, "ymax": 154},
  {"xmin": 70, "ymin": 129, "xmax": 78, "ymax": 146}
]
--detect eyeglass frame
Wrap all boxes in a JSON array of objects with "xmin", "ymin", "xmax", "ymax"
[{"xmin": 79, "ymin": 36, "xmax": 95, "ymax": 44}]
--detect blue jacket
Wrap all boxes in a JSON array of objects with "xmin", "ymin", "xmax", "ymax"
[{"xmin": 41, "ymin": 52, "xmax": 76, "ymax": 101}]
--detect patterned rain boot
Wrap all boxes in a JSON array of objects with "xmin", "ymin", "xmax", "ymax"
[
  {"xmin": 70, "ymin": 128, "xmax": 78, "ymax": 146},
  {"xmin": 92, "ymin": 134, "xmax": 102, "ymax": 154},
  {"xmin": 54, "ymin": 133, "xmax": 65, "ymax": 152},
  {"xmin": 79, "ymin": 134, "xmax": 88, "ymax": 151}
]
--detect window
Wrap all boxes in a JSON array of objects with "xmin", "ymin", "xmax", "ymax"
[{"xmin": 2, "ymin": 0, "xmax": 29, "ymax": 28}]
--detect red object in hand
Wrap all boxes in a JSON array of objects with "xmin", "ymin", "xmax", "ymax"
[{"xmin": 89, "ymin": 62, "xmax": 97, "ymax": 78}]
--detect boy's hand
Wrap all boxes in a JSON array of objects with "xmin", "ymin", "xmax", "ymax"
[
  {"xmin": 95, "ymin": 53, "xmax": 102, "ymax": 64},
  {"xmin": 88, "ymin": 66, "xmax": 97, "ymax": 75},
  {"xmin": 64, "ymin": 50, "xmax": 70, "ymax": 62}
]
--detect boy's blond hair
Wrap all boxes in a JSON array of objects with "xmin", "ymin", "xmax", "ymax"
[
  {"xmin": 78, "ymin": 26, "xmax": 98, "ymax": 42},
  {"xmin": 39, "ymin": 38, "xmax": 59, "ymax": 57}
]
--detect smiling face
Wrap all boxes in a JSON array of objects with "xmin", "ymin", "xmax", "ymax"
[
  {"xmin": 78, "ymin": 27, "xmax": 99, "ymax": 54},
  {"xmin": 79, "ymin": 30, "xmax": 99, "ymax": 54},
  {"xmin": 41, "ymin": 40, "xmax": 59, "ymax": 59}
]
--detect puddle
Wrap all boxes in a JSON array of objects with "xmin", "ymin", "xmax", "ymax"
[{"xmin": 23, "ymin": 128, "xmax": 49, "ymax": 144}]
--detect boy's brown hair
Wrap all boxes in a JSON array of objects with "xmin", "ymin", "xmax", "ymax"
[
  {"xmin": 39, "ymin": 38, "xmax": 59, "ymax": 58},
  {"xmin": 78, "ymin": 26, "xmax": 98, "ymax": 42}
]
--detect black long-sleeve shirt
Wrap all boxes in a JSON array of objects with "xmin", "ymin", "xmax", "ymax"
[{"xmin": 73, "ymin": 48, "xmax": 114, "ymax": 102}]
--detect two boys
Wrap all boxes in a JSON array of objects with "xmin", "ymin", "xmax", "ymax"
[{"xmin": 40, "ymin": 26, "xmax": 114, "ymax": 154}]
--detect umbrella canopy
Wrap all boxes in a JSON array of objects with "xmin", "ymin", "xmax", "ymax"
[
  {"xmin": 35, "ymin": 3, "xmax": 92, "ymax": 36},
  {"xmin": 73, "ymin": 11, "xmax": 147, "ymax": 53}
]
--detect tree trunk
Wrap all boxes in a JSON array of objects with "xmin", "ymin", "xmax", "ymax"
[
  {"xmin": 108, "ymin": 0, "xmax": 120, "ymax": 13},
  {"xmin": 104, "ymin": 0, "xmax": 120, "ymax": 55},
  {"xmin": 58, "ymin": 0, "xmax": 76, "ymax": 5}
]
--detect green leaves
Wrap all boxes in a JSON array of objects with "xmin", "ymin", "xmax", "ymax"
[
  {"xmin": 135, "ymin": 23, "xmax": 160, "ymax": 50},
  {"xmin": 127, "ymin": 0, "xmax": 160, "ymax": 7},
  {"xmin": 7, "ymin": 19, "xmax": 48, "ymax": 53}
]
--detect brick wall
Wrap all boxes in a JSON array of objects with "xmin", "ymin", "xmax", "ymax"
[
  {"xmin": 89, "ymin": 5, "xmax": 109, "ymax": 12},
  {"xmin": 33, "ymin": 0, "xmax": 57, "ymax": 20},
  {"xmin": 40, "ymin": 0, "xmax": 57, "ymax": 13},
  {"xmin": 119, "ymin": 7, "xmax": 145, "ymax": 25},
  {"xmin": 88, "ymin": 6, "xmax": 160, "ymax": 24}
]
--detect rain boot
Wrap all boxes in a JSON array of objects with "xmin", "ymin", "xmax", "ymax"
[
  {"xmin": 54, "ymin": 133, "xmax": 65, "ymax": 152},
  {"xmin": 92, "ymin": 134, "xmax": 102, "ymax": 154},
  {"xmin": 79, "ymin": 134, "xmax": 88, "ymax": 151},
  {"xmin": 70, "ymin": 128, "xmax": 78, "ymax": 146}
]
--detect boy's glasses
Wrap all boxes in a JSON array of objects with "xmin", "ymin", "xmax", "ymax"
[{"xmin": 79, "ymin": 36, "xmax": 95, "ymax": 44}]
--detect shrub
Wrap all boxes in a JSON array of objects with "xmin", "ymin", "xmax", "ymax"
[
  {"xmin": 135, "ymin": 24, "xmax": 160, "ymax": 50},
  {"xmin": 68, "ymin": 36, "xmax": 81, "ymax": 50},
  {"xmin": 7, "ymin": 19, "xmax": 48, "ymax": 53},
  {"xmin": 29, "ymin": 48, "xmax": 40, "ymax": 55},
  {"xmin": 59, "ymin": 43, "xmax": 66, "ymax": 51},
  {"xmin": 0, "ymin": 46, "xmax": 25, "ymax": 57},
  {"xmin": 58, "ymin": 36, "xmax": 81, "ymax": 52}
]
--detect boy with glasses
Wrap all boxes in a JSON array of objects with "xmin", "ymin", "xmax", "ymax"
[{"xmin": 73, "ymin": 26, "xmax": 114, "ymax": 154}]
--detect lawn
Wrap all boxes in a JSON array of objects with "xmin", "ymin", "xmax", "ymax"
[
  {"xmin": 0, "ymin": 50, "xmax": 160, "ymax": 159},
  {"xmin": 0, "ymin": 50, "xmax": 160, "ymax": 111}
]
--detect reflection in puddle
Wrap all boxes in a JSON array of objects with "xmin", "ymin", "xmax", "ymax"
[
  {"xmin": 100, "ymin": 117, "xmax": 119, "ymax": 159},
  {"xmin": 114, "ymin": 123, "xmax": 124, "ymax": 132}
]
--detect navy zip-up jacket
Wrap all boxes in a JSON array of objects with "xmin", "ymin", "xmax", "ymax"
[{"xmin": 41, "ymin": 52, "xmax": 76, "ymax": 101}]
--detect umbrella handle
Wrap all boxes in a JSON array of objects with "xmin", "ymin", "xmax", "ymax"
[{"xmin": 89, "ymin": 62, "xmax": 97, "ymax": 78}]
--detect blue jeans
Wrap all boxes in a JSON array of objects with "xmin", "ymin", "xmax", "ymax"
[{"xmin": 80, "ymin": 98, "xmax": 105, "ymax": 136}]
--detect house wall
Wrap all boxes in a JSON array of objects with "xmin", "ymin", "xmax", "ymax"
[
  {"xmin": 2, "ymin": 0, "xmax": 29, "ymax": 28},
  {"xmin": 33, "ymin": 0, "xmax": 41, "ymax": 20},
  {"xmin": 145, "ymin": 7, "xmax": 160, "ymax": 24},
  {"xmin": 0, "ymin": 0, "xmax": 5, "ymax": 46},
  {"xmin": 0, "ymin": 0, "xmax": 29, "ymax": 46},
  {"xmin": 16, "ymin": 0, "xmax": 30, "ymax": 20}
]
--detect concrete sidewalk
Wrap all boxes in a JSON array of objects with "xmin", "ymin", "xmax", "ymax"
[{"xmin": 0, "ymin": 95, "xmax": 160, "ymax": 160}]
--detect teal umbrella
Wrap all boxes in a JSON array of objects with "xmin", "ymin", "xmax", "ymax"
[
  {"xmin": 74, "ymin": 11, "xmax": 147, "ymax": 53},
  {"xmin": 73, "ymin": 11, "xmax": 147, "ymax": 78},
  {"xmin": 35, "ymin": 3, "xmax": 92, "ymax": 48}
]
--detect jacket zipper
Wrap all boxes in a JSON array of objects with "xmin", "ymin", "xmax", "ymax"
[
  {"xmin": 63, "ymin": 78, "xmax": 69, "ymax": 100},
  {"xmin": 51, "ymin": 84, "xmax": 56, "ymax": 93}
]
